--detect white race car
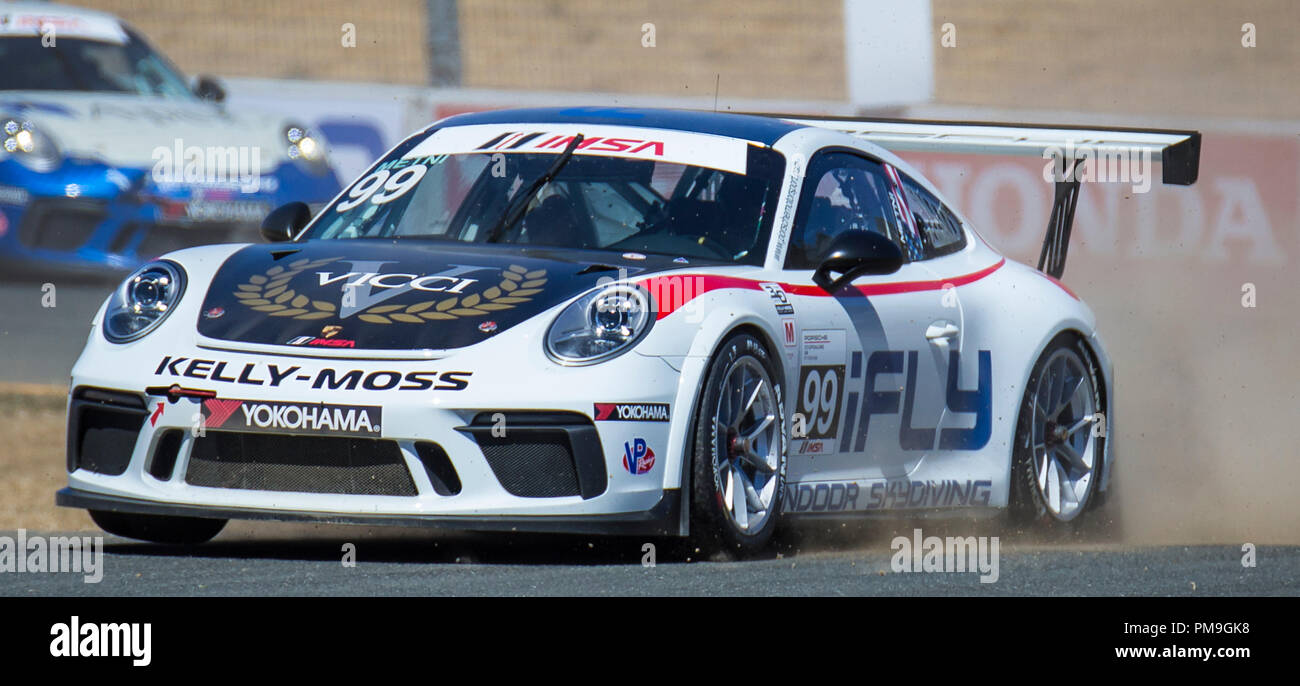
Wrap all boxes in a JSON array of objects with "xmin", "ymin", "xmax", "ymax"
[{"xmin": 57, "ymin": 107, "xmax": 1200, "ymax": 555}]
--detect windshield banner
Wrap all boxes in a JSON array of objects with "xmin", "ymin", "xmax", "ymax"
[
  {"xmin": 403, "ymin": 123, "xmax": 751, "ymax": 175},
  {"xmin": 0, "ymin": 11, "xmax": 128, "ymax": 43}
]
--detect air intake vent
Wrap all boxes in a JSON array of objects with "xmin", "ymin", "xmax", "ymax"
[
  {"xmin": 458, "ymin": 412, "xmax": 607, "ymax": 499},
  {"xmin": 185, "ymin": 432, "xmax": 416, "ymax": 496},
  {"xmin": 17, "ymin": 198, "xmax": 108, "ymax": 251},
  {"xmin": 477, "ymin": 433, "xmax": 582, "ymax": 498},
  {"xmin": 413, "ymin": 442, "xmax": 462, "ymax": 496},
  {"xmin": 68, "ymin": 387, "xmax": 148, "ymax": 475},
  {"xmin": 149, "ymin": 430, "xmax": 184, "ymax": 481}
]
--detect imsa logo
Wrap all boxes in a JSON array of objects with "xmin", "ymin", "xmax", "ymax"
[{"xmin": 202, "ymin": 398, "xmax": 382, "ymax": 437}]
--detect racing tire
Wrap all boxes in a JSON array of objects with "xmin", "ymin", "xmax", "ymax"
[
  {"xmin": 1009, "ymin": 332, "xmax": 1108, "ymax": 535},
  {"xmin": 89, "ymin": 510, "xmax": 227, "ymax": 545},
  {"xmin": 687, "ymin": 332, "xmax": 787, "ymax": 558}
]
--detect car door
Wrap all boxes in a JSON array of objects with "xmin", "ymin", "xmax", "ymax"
[
  {"xmin": 780, "ymin": 149, "xmax": 960, "ymax": 493},
  {"xmin": 894, "ymin": 169, "xmax": 996, "ymax": 466}
]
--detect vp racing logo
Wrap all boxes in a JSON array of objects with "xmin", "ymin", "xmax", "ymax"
[
  {"xmin": 202, "ymin": 398, "xmax": 381, "ymax": 437},
  {"xmin": 622, "ymin": 438, "xmax": 656, "ymax": 475},
  {"xmin": 231, "ymin": 257, "xmax": 547, "ymax": 324}
]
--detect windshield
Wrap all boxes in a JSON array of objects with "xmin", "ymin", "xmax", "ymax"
[
  {"xmin": 303, "ymin": 130, "xmax": 786, "ymax": 265},
  {"xmin": 0, "ymin": 31, "xmax": 195, "ymax": 98}
]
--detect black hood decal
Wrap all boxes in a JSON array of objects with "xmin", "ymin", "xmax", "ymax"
[{"xmin": 197, "ymin": 240, "xmax": 689, "ymax": 350}]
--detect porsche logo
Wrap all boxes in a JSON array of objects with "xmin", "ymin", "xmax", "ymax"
[{"xmin": 231, "ymin": 258, "xmax": 547, "ymax": 324}]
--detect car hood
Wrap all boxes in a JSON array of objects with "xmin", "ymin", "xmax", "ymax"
[
  {"xmin": 196, "ymin": 240, "xmax": 687, "ymax": 351},
  {"xmin": 0, "ymin": 92, "xmax": 291, "ymax": 170}
]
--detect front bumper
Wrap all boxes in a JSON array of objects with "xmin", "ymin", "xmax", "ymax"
[
  {"xmin": 62, "ymin": 335, "xmax": 688, "ymax": 533},
  {"xmin": 57, "ymin": 486, "xmax": 682, "ymax": 536}
]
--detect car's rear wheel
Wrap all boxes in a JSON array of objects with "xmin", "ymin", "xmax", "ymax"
[
  {"xmin": 688, "ymin": 332, "xmax": 786, "ymax": 558},
  {"xmin": 1010, "ymin": 333, "xmax": 1107, "ymax": 532},
  {"xmin": 89, "ymin": 510, "xmax": 227, "ymax": 545}
]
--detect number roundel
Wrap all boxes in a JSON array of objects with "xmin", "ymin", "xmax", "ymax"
[
  {"xmin": 797, "ymin": 365, "xmax": 843, "ymax": 440},
  {"xmin": 336, "ymin": 165, "xmax": 429, "ymax": 213}
]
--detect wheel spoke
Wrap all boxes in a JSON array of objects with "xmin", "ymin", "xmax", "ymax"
[
  {"xmin": 740, "ymin": 449, "xmax": 775, "ymax": 475},
  {"xmin": 738, "ymin": 379, "xmax": 765, "ymax": 429},
  {"xmin": 1054, "ymin": 459, "xmax": 1076, "ymax": 506},
  {"xmin": 1037, "ymin": 452, "xmax": 1050, "ymax": 491},
  {"xmin": 728, "ymin": 369, "xmax": 746, "ymax": 427},
  {"xmin": 741, "ymin": 471, "xmax": 765, "ymax": 514},
  {"xmin": 1055, "ymin": 370, "xmax": 1075, "ymax": 418},
  {"xmin": 1062, "ymin": 414, "xmax": 1094, "ymax": 437},
  {"xmin": 1055, "ymin": 441, "xmax": 1088, "ymax": 472},
  {"xmin": 731, "ymin": 465, "xmax": 749, "ymax": 529},
  {"xmin": 759, "ymin": 471, "xmax": 778, "ymax": 504},
  {"xmin": 1046, "ymin": 361, "xmax": 1065, "ymax": 417},
  {"xmin": 1046, "ymin": 456, "xmax": 1061, "ymax": 512},
  {"xmin": 723, "ymin": 465, "xmax": 735, "ymax": 513},
  {"xmin": 1055, "ymin": 375, "xmax": 1086, "ymax": 420},
  {"xmin": 741, "ymin": 414, "xmax": 774, "ymax": 442}
]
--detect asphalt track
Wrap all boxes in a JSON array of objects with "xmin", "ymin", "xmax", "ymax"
[{"xmin": 1, "ymin": 524, "xmax": 1295, "ymax": 596}]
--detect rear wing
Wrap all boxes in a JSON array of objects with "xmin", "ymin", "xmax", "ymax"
[{"xmin": 764, "ymin": 114, "xmax": 1202, "ymax": 278}]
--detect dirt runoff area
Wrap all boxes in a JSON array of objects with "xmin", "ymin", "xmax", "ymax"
[{"xmin": 0, "ymin": 385, "xmax": 91, "ymax": 531}]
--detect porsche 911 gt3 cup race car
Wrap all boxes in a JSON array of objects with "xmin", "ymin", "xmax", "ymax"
[
  {"xmin": 0, "ymin": 2, "xmax": 341, "ymax": 277},
  {"xmin": 56, "ymin": 106, "xmax": 1200, "ymax": 555}
]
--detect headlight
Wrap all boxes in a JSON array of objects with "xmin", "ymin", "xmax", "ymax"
[
  {"xmin": 1, "ymin": 116, "xmax": 60, "ymax": 172},
  {"xmin": 546, "ymin": 284, "xmax": 654, "ymax": 365},
  {"xmin": 103, "ymin": 261, "xmax": 187, "ymax": 343},
  {"xmin": 284, "ymin": 123, "xmax": 328, "ymax": 174}
]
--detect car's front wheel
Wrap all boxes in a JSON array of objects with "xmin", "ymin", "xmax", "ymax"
[
  {"xmin": 89, "ymin": 510, "xmax": 227, "ymax": 545},
  {"xmin": 688, "ymin": 332, "xmax": 786, "ymax": 558},
  {"xmin": 1010, "ymin": 333, "xmax": 1107, "ymax": 532}
]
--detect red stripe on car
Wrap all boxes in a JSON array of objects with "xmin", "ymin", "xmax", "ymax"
[{"xmin": 642, "ymin": 258, "xmax": 1005, "ymax": 320}]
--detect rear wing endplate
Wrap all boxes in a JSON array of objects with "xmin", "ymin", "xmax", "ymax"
[{"xmin": 768, "ymin": 115, "xmax": 1202, "ymax": 278}]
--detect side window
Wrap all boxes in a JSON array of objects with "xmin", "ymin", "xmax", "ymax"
[
  {"xmin": 784, "ymin": 152, "xmax": 904, "ymax": 269},
  {"xmin": 899, "ymin": 174, "xmax": 967, "ymax": 258}
]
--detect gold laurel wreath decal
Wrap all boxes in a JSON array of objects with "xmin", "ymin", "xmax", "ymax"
[{"xmin": 232, "ymin": 261, "xmax": 547, "ymax": 324}]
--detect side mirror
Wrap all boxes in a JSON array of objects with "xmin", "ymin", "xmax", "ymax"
[
  {"xmin": 193, "ymin": 75, "xmax": 226, "ymax": 103},
  {"xmin": 812, "ymin": 231, "xmax": 904, "ymax": 292},
  {"xmin": 261, "ymin": 202, "xmax": 311, "ymax": 242}
]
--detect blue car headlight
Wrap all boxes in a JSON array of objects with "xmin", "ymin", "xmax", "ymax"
[
  {"xmin": 1, "ymin": 116, "xmax": 61, "ymax": 172},
  {"xmin": 103, "ymin": 261, "xmax": 187, "ymax": 343},
  {"xmin": 545, "ymin": 283, "xmax": 653, "ymax": 365},
  {"xmin": 284, "ymin": 123, "xmax": 329, "ymax": 175}
]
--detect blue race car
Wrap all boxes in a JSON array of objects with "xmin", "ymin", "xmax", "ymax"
[{"xmin": 0, "ymin": 2, "xmax": 341, "ymax": 278}]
